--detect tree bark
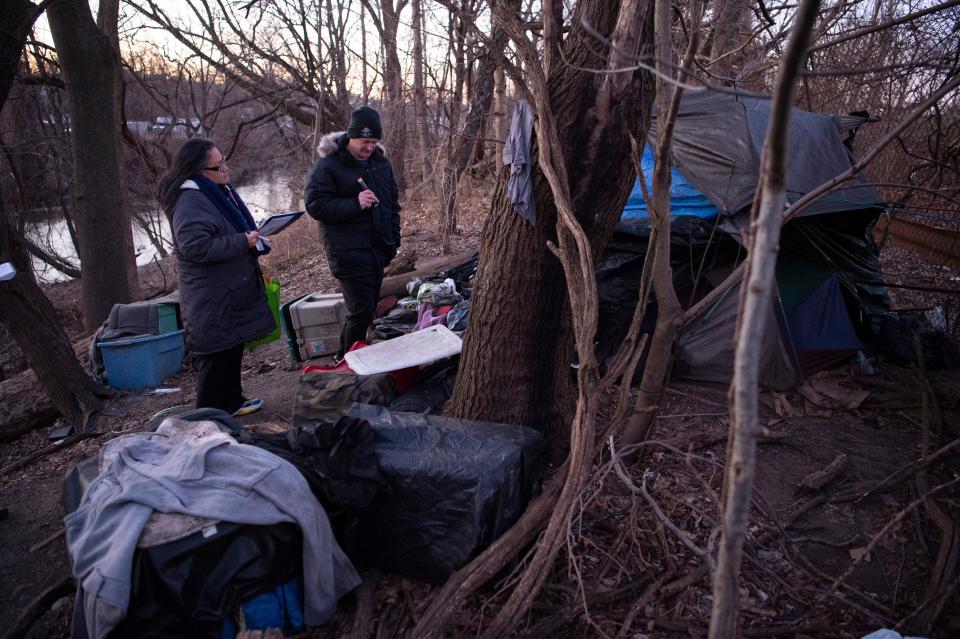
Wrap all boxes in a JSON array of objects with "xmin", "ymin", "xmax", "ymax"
[
  {"xmin": 48, "ymin": 0, "xmax": 136, "ymax": 331},
  {"xmin": 97, "ymin": 0, "xmax": 141, "ymax": 300},
  {"xmin": 492, "ymin": 65, "xmax": 506, "ymax": 154},
  {"xmin": 709, "ymin": 0, "xmax": 754, "ymax": 79},
  {"xmin": 447, "ymin": 0, "xmax": 654, "ymax": 442}
]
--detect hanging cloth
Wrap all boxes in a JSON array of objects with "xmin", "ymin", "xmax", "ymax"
[{"xmin": 502, "ymin": 99, "xmax": 536, "ymax": 225}]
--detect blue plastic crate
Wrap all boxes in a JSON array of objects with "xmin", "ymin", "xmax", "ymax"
[{"xmin": 98, "ymin": 329, "xmax": 185, "ymax": 389}]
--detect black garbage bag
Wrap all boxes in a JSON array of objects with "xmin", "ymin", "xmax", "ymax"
[
  {"xmin": 346, "ymin": 404, "xmax": 549, "ymax": 583},
  {"xmin": 248, "ymin": 415, "xmax": 385, "ymax": 512}
]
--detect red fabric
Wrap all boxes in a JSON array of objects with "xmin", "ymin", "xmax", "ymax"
[
  {"xmin": 301, "ymin": 340, "xmax": 418, "ymax": 393},
  {"xmin": 375, "ymin": 296, "xmax": 398, "ymax": 319}
]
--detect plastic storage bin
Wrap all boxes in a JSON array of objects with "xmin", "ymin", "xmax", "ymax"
[
  {"xmin": 98, "ymin": 330, "xmax": 186, "ymax": 389},
  {"xmin": 286, "ymin": 293, "xmax": 346, "ymax": 360},
  {"xmin": 156, "ymin": 303, "xmax": 179, "ymax": 333}
]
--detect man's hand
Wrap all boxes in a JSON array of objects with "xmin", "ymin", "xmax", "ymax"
[
  {"xmin": 245, "ymin": 231, "xmax": 261, "ymax": 248},
  {"xmin": 358, "ymin": 189, "xmax": 379, "ymax": 209}
]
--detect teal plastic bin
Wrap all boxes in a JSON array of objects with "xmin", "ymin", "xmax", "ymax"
[
  {"xmin": 98, "ymin": 330, "xmax": 186, "ymax": 389},
  {"xmin": 157, "ymin": 303, "xmax": 180, "ymax": 333}
]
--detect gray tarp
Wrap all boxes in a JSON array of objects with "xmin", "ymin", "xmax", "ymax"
[
  {"xmin": 675, "ymin": 278, "xmax": 800, "ymax": 390},
  {"xmin": 649, "ymin": 91, "xmax": 884, "ymax": 227}
]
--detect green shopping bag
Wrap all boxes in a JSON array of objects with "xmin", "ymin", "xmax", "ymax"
[{"xmin": 246, "ymin": 275, "xmax": 282, "ymax": 350}]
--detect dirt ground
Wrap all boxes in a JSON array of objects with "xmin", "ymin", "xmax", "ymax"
[{"xmin": 1, "ymin": 188, "xmax": 959, "ymax": 637}]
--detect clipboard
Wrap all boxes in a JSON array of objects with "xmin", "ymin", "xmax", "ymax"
[{"xmin": 257, "ymin": 211, "xmax": 304, "ymax": 236}]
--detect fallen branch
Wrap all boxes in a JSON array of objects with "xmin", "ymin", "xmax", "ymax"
[
  {"xmin": 612, "ymin": 451, "xmax": 715, "ymax": 569},
  {"xmin": 798, "ymin": 454, "xmax": 847, "ymax": 492},
  {"xmin": 829, "ymin": 476, "xmax": 960, "ymax": 598},
  {"xmin": 859, "ymin": 435, "xmax": 960, "ymax": 499},
  {"xmin": 0, "ymin": 431, "xmax": 102, "ymax": 477},
  {"xmin": 29, "ymin": 527, "xmax": 66, "ymax": 554}
]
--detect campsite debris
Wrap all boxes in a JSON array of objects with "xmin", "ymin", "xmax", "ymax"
[
  {"xmin": 771, "ymin": 391, "xmax": 794, "ymax": 417},
  {"xmin": 849, "ymin": 546, "xmax": 870, "ymax": 563},
  {"xmin": 797, "ymin": 378, "xmax": 870, "ymax": 411},
  {"xmin": 798, "ymin": 454, "xmax": 847, "ymax": 492},
  {"xmin": 47, "ymin": 423, "xmax": 74, "ymax": 440},
  {"xmin": 344, "ymin": 325, "xmax": 462, "ymax": 375},
  {"xmin": 0, "ymin": 431, "xmax": 102, "ymax": 477}
]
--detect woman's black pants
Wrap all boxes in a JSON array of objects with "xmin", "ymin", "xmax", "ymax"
[{"xmin": 194, "ymin": 343, "xmax": 245, "ymax": 414}]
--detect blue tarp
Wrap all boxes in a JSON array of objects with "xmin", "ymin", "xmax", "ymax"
[
  {"xmin": 783, "ymin": 275, "xmax": 861, "ymax": 352},
  {"xmin": 621, "ymin": 146, "xmax": 720, "ymax": 220}
]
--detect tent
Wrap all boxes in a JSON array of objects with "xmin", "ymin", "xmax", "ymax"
[{"xmin": 598, "ymin": 91, "xmax": 890, "ymax": 389}]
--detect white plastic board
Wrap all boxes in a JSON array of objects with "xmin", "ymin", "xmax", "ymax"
[{"xmin": 344, "ymin": 324, "xmax": 462, "ymax": 375}]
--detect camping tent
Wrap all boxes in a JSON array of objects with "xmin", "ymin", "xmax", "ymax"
[{"xmin": 598, "ymin": 91, "xmax": 890, "ymax": 389}]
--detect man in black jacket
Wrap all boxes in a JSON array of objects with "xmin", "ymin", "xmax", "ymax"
[{"xmin": 304, "ymin": 106, "xmax": 401, "ymax": 358}]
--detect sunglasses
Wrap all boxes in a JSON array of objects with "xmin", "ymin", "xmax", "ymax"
[{"xmin": 204, "ymin": 160, "xmax": 228, "ymax": 172}]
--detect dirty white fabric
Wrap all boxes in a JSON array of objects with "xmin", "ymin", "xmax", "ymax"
[
  {"xmin": 502, "ymin": 99, "xmax": 536, "ymax": 224},
  {"xmin": 65, "ymin": 418, "xmax": 361, "ymax": 639}
]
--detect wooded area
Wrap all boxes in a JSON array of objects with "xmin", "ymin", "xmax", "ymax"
[{"xmin": 1, "ymin": 0, "xmax": 959, "ymax": 636}]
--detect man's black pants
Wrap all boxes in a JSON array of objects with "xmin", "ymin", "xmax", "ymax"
[
  {"xmin": 194, "ymin": 343, "xmax": 245, "ymax": 414},
  {"xmin": 337, "ymin": 270, "xmax": 384, "ymax": 357}
]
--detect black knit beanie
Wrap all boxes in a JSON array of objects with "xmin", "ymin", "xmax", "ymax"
[{"xmin": 347, "ymin": 106, "xmax": 382, "ymax": 139}]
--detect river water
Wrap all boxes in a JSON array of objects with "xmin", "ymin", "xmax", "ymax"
[{"xmin": 26, "ymin": 174, "xmax": 297, "ymax": 283}]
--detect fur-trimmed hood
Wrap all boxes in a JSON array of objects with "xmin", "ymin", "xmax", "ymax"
[{"xmin": 316, "ymin": 131, "xmax": 387, "ymax": 158}]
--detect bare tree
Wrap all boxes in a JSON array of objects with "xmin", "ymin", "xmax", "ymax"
[
  {"xmin": 0, "ymin": 0, "xmax": 109, "ymax": 432},
  {"xmin": 48, "ymin": 0, "xmax": 138, "ymax": 330}
]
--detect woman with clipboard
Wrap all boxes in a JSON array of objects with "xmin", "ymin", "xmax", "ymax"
[{"xmin": 157, "ymin": 139, "xmax": 274, "ymax": 417}]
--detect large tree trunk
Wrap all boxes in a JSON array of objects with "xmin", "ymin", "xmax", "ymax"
[
  {"xmin": 48, "ymin": 0, "xmax": 136, "ymax": 331},
  {"xmin": 97, "ymin": 0, "xmax": 141, "ymax": 300},
  {"xmin": 447, "ymin": 0, "xmax": 655, "ymax": 442},
  {"xmin": 0, "ymin": 182, "xmax": 107, "ymax": 433}
]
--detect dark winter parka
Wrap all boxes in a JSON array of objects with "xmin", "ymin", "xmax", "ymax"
[
  {"xmin": 304, "ymin": 132, "xmax": 401, "ymax": 278},
  {"xmin": 172, "ymin": 181, "xmax": 275, "ymax": 354}
]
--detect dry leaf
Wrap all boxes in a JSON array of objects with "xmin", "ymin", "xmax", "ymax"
[{"xmin": 849, "ymin": 546, "xmax": 871, "ymax": 562}]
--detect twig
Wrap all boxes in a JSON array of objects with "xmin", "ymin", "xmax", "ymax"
[
  {"xmin": 612, "ymin": 457, "xmax": 716, "ymax": 570},
  {"xmin": 828, "ymin": 476, "xmax": 960, "ymax": 598},
  {"xmin": 0, "ymin": 432, "xmax": 102, "ymax": 477},
  {"xmin": 29, "ymin": 527, "xmax": 66, "ymax": 553}
]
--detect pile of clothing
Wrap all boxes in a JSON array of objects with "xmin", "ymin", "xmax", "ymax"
[
  {"xmin": 63, "ymin": 409, "xmax": 378, "ymax": 639},
  {"xmin": 370, "ymin": 254, "xmax": 477, "ymax": 342}
]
